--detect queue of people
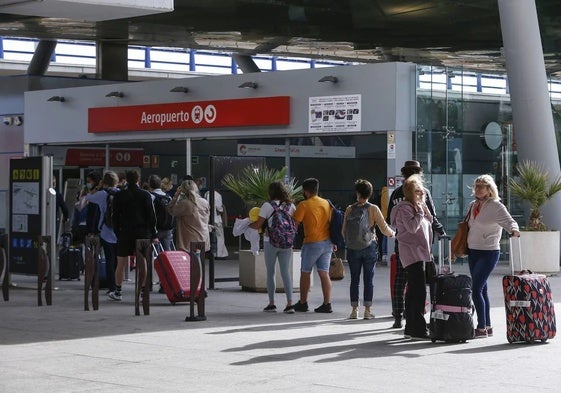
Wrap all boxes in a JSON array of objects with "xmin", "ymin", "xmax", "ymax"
[{"xmin": 65, "ymin": 160, "xmax": 520, "ymax": 342}]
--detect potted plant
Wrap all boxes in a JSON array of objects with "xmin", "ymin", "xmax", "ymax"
[
  {"xmin": 222, "ymin": 165, "xmax": 305, "ymax": 291},
  {"xmin": 508, "ymin": 160, "xmax": 561, "ymax": 273}
]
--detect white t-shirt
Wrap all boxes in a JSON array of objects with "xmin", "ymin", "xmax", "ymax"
[{"xmin": 258, "ymin": 200, "xmax": 296, "ymax": 242}]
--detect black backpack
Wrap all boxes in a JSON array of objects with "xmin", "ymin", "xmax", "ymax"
[{"xmin": 152, "ymin": 192, "xmax": 174, "ymax": 230}]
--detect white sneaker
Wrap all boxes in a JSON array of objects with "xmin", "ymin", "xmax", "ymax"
[
  {"xmin": 364, "ymin": 309, "xmax": 374, "ymax": 320},
  {"xmin": 108, "ymin": 291, "xmax": 122, "ymax": 301},
  {"xmin": 349, "ymin": 308, "xmax": 358, "ymax": 319},
  {"xmin": 381, "ymin": 254, "xmax": 388, "ymax": 263}
]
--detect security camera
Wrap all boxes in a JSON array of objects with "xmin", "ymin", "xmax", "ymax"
[
  {"xmin": 13, "ymin": 116, "xmax": 23, "ymax": 126},
  {"xmin": 2, "ymin": 116, "xmax": 13, "ymax": 126}
]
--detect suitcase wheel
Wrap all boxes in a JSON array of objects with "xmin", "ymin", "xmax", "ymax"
[
  {"xmin": 541, "ymin": 338, "xmax": 548, "ymax": 343},
  {"xmin": 431, "ymin": 338, "xmax": 436, "ymax": 343},
  {"xmin": 507, "ymin": 336, "xmax": 514, "ymax": 344}
]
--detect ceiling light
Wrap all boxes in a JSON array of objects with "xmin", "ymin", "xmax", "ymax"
[
  {"xmin": 170, "ymin": 86, "xmax": 189, "ymax": 93},
  {"xmin": 105, "ymin": 91, "xmax": 124, "ymax": 98},
  {"xmin": 318, "ymin": 75, "xmax": 338, "ymax": 83},
  {"xmin": 238, "ymin": 81, "xmax": 258, "ymax": 89},
  {"xmin": 47, "ymin": 96, "xmax": 65, "ymax": 102}
]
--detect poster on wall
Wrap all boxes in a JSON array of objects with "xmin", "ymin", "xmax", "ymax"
[{"xmin": 308, "ymin": 94, "xmax": 361, "ymax": 133}]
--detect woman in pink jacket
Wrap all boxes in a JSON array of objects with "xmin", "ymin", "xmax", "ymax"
[{"xmin": 390, "ymin": 174, "xmax": 433, "ymax": 340}]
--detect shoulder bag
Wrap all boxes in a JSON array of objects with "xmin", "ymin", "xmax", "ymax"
[{"xmin": 451, "ymin": 205, "xmax": 473, "ymax": 259}]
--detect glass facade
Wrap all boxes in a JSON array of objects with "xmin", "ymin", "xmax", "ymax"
[{"xmin": 414, "ymin": 65, "xmax": 561, "ymax": 234}]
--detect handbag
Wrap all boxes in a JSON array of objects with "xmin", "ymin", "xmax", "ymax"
[
  {"xmin": 329, "ymin": 253, "xmax": 345, "ymax": 280},
  {"xmin": 451, "ymin": 205, "xmax": 472, "ymax": 259}
]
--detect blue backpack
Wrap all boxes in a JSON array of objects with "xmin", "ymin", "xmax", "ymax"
[
  {"xmin": 267, "ymin": 201, "xmax": 296, "ymax": 249},
  {"xmin": 328, "ymin": 200, "xmax": 345, "ymax": 250}
]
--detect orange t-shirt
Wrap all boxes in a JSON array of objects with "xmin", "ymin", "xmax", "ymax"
[{"xmin": 293, "ymin": 196, "xmax": 331, "ymax": 243}]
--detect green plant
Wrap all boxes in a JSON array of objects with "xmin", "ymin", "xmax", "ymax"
[
  {"xmin": 509, "ymin": 160, "xmax": 561, "ymax": 231},
  {"xmin": 222, "ymin": 165, "xmax": 303, "ymax": 210}
]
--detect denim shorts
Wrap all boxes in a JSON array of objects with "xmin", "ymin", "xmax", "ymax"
[{"xmin": 300, "ymin": 239, "xmax": 333, "ymax": 273}]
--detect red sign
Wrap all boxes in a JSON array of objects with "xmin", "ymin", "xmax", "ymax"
[
  {"xmin": 88, "ymin": 96, "xmax": 290, "ymax": 133},
  {"xmin": 65, "ymin": 148, "xmax": 143, "ymax": 167}
]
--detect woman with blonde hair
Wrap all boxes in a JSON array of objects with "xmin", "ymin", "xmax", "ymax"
[
  {"xmin": 467, "ymin": 174, "xmax": 519, "ymax": 338},
  {"xmin": 167, "ymin": 179, "xmax": 210, "ymax": 252},
  {"xmin": 389, "ymin": 174, "xmax": 433, "ymax": 340}
]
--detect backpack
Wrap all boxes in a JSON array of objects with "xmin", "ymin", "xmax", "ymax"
[
  {"xmin": 344, "ymin": 202, "xmax": 373, "ymax": 250},
  {"xmin": 328, "ymin": 200, "xmax": 345, "ymax": 250},
  {"xmin": 152, "ymin": 192, "xmax": 174, "ymax": 230},
  {"xmin": 267, "ymin": 201, "xmax": 296, "ymax": 249},
  {"xmin": 102, "ymin": 189, "xmax": 118, "ymax": 229}
]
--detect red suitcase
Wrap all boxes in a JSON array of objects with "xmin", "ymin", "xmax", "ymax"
[
  {"xmin": 153, "ymin": 245, "xmax": 203, "ymax": 304},
  {"xmin": 503, "ymin": 237, "xmax": 556, "ymax": 343}
]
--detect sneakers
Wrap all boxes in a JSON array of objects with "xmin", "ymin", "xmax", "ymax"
[
  {"xmin": 474, "ymin": 328, "xmax": 488, "ymax": 338},
  {"xmin": 263, "ymin": 304, "xmax": 277, "ymax": 312},
  {"xmin": 392, "ymin": 318, "xmax": 403, "ymax": 329},
  {"xmin": 486, "ymin": 326, "xmax": 493, "ymax": 337},
  {"xmin": 349, "ymin": 308, "xmax": 358, "ymax": 319},
  {"xmin": 363, "ymin": 309, "xmax": 374, "ymax": 320},
  {"xmin": 314, "ymin": 303, "xmax": 333, "ymax": 313},
  {"xmin": 283, "ymin": 305, "xmax": 295, "ymax": 314},
  {"xmin": 380, "ymin": 254, "xmax": 388, "ymax": 265},
  {"xmin": 293, "ymin": 300, "xmax": 309, "ymax": 312},
  {"xmin": 108, "ymin": 291, "xmax": 122, "ymax": 301}
]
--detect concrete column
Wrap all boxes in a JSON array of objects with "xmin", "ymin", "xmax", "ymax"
[
  {"xmin": 27, "ymin": 40, "xmax": 57, "ymax": 76},
  {"xmin": 96, "ymin": 42, "xmax": 128, "ymax": 81},
  {"xmin": 498, "ymin": 0, "xmax": 561, "ymax": 231},
  {"xmin": 232, "ymin": 54, "xmax": 261, "ymax": 73},
  {"xmin": 386, "ymin": 130, "xmax": 414, "ymax": 254}
]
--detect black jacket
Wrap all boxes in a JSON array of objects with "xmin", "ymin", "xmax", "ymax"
[{"xmin": 113, "ymin": 184, "xmax": 157, "ymax": 239}]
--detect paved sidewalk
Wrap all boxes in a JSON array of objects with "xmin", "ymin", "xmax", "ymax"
[{"xmin": 1, "ymin": 258, "xmax": 560, "ymax": 393}]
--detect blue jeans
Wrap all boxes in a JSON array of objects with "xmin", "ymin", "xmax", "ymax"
[
  {"xmin": 263, "ymin": 242, "xmax": 293, "ymax": 303},
  {"xmin": 100, "ymin": 238, "xmax": 117, "ymax": 292},
  {"xmin": 347, "ymin": 242, "xmax": 378, "ymax": 307},
  {"xmin": 468, "ymin": 249, "xmax": 500, "ymax": 329},
  {"xmin": 300, "ymin": 239, "xmax": 332, "ymax": 273}
]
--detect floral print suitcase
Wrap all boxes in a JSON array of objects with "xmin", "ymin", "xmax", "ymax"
[{"xmin": 503, "ymin": 237, "xmax": 556, "ymax": 343}]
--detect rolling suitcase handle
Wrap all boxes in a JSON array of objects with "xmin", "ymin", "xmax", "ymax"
[
  {"xmin": 508, "ymin": 235, "xmax": 529, "ymax": 275},
  {"xmin": 438, "ymin": 235, "xmax": 452, "ymax": 275}
]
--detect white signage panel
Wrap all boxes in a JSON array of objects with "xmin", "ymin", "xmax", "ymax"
[
  {"xmin": 237, "ymin": 144, "xmax": 355, "ymax": 159},
  {"xmin": 308, "ymin": 94, "xmax": 361, "ymax": 133}
]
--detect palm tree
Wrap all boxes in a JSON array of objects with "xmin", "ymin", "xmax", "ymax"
[
  {"xmin": 509, "ymin": 160, "xmax": 561, "ymax": 231},
  {"xmin": 222, "ymin": 165, "xmax": 303, "ymax": 211}
]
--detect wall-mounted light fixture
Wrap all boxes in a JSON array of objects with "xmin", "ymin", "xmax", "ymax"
[
  {"xmin": 169, "ymin": 86, "xmax": 189, "ymax": 93},
  {"xmin": 105, "ymin": 91, "xmax": 124, "ymax": 98},
  {"xmin": 238, "ymin": 81, "xmax": 258, "ymax": 89},
  {"xmin": 47, "ymin": 96, "xmax": 65, "ymax": 102},
  {"xmin": 318, "ymin": 75, "xmax": 338, "ymax": 83}
]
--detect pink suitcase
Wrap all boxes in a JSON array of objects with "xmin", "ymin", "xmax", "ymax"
[
  {"xmin": 503, "ymin": 237, "xmax": 556, "ymax": 343},
  {"xmin": 153, "ymin": 245, "xmax": 202, "ymax": 304}
]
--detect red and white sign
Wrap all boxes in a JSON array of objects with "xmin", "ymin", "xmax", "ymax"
[
  {"xmin": 387, "ymin": 177, "xmax": 395, "ymax": 187},
  {"xmin": 88, "ymin": 96, "xmax": 290, "ymax": 133},
  {"xmin": 65, "ymin": 148, "xmax": 143, "ymax": 167}
]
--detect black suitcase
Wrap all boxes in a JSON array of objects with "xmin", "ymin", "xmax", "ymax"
[
  {"xmin": 59, "ymin": 247, "xmax": 82, "ymax": 280},
  {"xmin": 430, "ymin": 236, "xmax": 475, "ymax": 343}
]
